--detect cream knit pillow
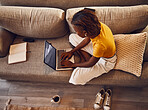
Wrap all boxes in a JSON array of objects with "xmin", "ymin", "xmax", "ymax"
[{"xmin": 114, "ymin": 32, "xmax": 147, "ymax": 77}]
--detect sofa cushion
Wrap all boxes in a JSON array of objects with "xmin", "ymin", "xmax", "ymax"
[
  {"xmin": 0, "ymin": 0, "xmax": 148, "ymax": 10},
  {"xmin": 66, "ymin": 5, "xmax": 148, "ymax": 34},
  {"xmin": 0, "ymin": 35, "xmax": 72, "ymax": 82},
  {"xmin": 114, "ymin": 32, "xmax": 147, "ymax": 77},
  {"xmin": 0, "ymin": 6, "xmax": 68, "ymax": 38},
  {"xmin": 0, "ymin": 27, "xmax": 15, "ymax": 57},
  {"xmin": 0, "ymin": 35, "xmax": 148, "ymax": 87}
]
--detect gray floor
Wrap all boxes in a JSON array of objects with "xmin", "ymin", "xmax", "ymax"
[{"xmin": 0, "ymin": 79, "xmax": 148, "ymax": 110}]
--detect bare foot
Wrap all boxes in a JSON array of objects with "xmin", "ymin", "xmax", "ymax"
[
  {"xmin": 76, "ymin": 50, "xmax": 92, "ymax": 63},
  {"xmin": 78, "ymin": 50, "xmax": 92, "ymax": 61},
  {"xmin": 76, "ymin": 50, "xmax": 85, "ymax": 63}
]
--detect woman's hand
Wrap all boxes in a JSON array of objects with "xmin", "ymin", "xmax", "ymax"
[
  {"xmin": 61, "ymin": 60, "xmax": 74, "ymax": 68},
  {"xmin": 61, "ymin": 51, "xmax": 73, "ymax": 60}
]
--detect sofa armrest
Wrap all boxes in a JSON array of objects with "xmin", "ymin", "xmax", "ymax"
[{"xmin": 0, "ymin": 27, "xmax": 15, "ymax": 57}]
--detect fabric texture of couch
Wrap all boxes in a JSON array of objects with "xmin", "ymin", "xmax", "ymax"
[
  {"xmin": 0, "ymin": 0, "xmax": 148, "ymax": 87},
  {"xmin": 0, "ymin": 0, "xmax": 148, "ymax": 10},
  {"xmin": 0, "ymin": 6, "xmax": 68, "ymax": 38},
  {"xmin": 0, "ymin": 27, "xmax": 15, "ymax": 57}
]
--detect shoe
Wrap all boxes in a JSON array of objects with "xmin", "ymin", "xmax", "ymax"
[
  {"xmin": 103, "ymin": 89, "xmax": 112, "ymax": 110},
  {"xmin": 94, "ymin": 88, "xmax": 105, "ymax": 109}
]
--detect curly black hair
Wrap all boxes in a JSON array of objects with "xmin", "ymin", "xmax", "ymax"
[{"xmin": 71, "ymin": 8, "xmax": 101, "ymax": 37}]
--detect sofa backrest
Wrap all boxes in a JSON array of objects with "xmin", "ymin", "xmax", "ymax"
[
  {"xmin": 0, "ymin": 0, "xmax": 148, "ymax": 10},
  {"xmin": 0, "ymin": 6, "xmax": 68, "ymax": 38},
  {"xmin": 66, "ymin": 5, "xmax": 148, "ymax": 34}
]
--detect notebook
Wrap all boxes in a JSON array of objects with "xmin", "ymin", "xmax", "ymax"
[
  {"xmin": 44, "ymin": 41, "xmax": 74, "ymax": 70},
  {"xmin": 8, "ymin": 42, "xmax": 27, "ymax": 64}
]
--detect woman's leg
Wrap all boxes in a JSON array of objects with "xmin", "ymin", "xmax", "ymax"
[
  {"xmin": 69, "ymin": 33, "xmax": 117, "ymax": 85},
  {"xmin": 69, "ymin": 33, "xmax": 92, "ymax": 62},
  {"xmin": 69, "ymin": 55, "xmax": 117, "ymax": 85}
]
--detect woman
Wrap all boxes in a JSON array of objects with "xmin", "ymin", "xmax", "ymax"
[{"xmin": 61, "ymin": 8, "xmax": 117, "ymax": 85}]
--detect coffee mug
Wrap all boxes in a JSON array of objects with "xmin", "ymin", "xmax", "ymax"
[{"xmin": 51, "ymin": 95, "xmax": 60, "ymax": 103}]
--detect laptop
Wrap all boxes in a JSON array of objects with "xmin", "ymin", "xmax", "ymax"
[{"xmin": 44, "ymin": 41, "xmax": 74, "ymax": 70}]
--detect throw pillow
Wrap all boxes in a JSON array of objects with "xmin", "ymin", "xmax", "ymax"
[
  {"xmin": 142, "ymin": 25, "xmax": 148, "ymax": 61},
  {"xmin": 114, "ymin": 32, "xmax": 147, "ymax": 77},
  {"xmin": 0, "ymin": 6, "xmax": 68, "ymax": 38},
  {"xmin": 66, "ymin": 5, "xmax": 148, "ymax": 34}
]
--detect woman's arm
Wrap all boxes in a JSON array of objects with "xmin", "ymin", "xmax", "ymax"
[
  {"xmin": 73, "ymin": 56, "xmax": 99, "ymax": 67},
  {"xmin": 61, "ymin": 36, "xmax": 90, "ymax": 60},
  {"xmin": 71, "ymin": 36, "xmax": 90, "ymax": 53},
  {"xmin": 61, "ymin": 56, "xmax": 100, "ymax": 68}
]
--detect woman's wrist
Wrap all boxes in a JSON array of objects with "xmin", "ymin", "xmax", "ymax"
[{"xmin": 70, "ymin": 49, "xmax": 75, "ymax": 54}]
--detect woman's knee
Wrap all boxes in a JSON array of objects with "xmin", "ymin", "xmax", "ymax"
[
  {"xmin": 69, "ymin": 34, "xmax": 84, "ymax": 46},
  {"xmin": 69, "ymin": 33, "xmax": 77, "ymax": 45}
]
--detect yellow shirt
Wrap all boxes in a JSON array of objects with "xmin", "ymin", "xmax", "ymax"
[{"xmin": 90, "ymin": 22, "xmax": 116, "ymax": 58}]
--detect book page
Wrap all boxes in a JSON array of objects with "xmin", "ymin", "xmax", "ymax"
[
  {"xmin": 8, "ymin": 42, "xmax": 27, "ymax": 64},
  {"xmin": 8, "ymin": 52, "xmax": 26, "ymax": 64},
  {"xmin": 9, "ymin": 42, "xmax": 27, "ymax": 55}
]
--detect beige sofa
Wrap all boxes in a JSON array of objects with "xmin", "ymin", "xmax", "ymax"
[{"xmin": 0, "ymin": 0, "xmax": 148, "ymax": 87}]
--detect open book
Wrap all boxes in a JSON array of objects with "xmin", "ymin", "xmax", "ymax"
[{"xmin": 8, "ymin": 42, "xmax": 27, "ymax": 64}]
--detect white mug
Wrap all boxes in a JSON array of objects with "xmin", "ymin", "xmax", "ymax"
[{"xmin": 51, "ymin": 95, "xmax": 60, "ymax": 103}]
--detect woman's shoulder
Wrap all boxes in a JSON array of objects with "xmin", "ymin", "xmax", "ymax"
[
  {"xmin": 100, "ymin": 22, "xmax": 108, "ymax": 28},
  {"xmin": 100, "ymin": 22, "xmax": 112, "ymax": 33}
]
